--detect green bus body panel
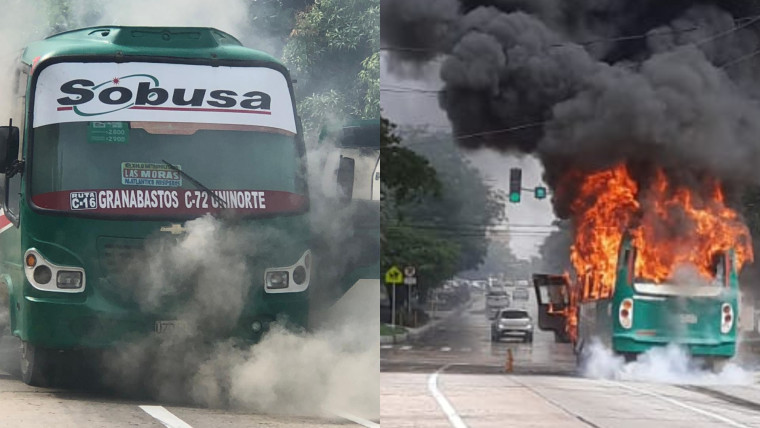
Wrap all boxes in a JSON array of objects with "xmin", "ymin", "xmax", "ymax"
[
  {"xmin": 610, "ymin": 292, "xmax": 737, "ymax": 357},
  {"xmin": 9, "ymin": 204, "xmax": 311, "ymax": 349},
  {"xmin": 606, "ymin": 240, "xmax": 738, "ymax": 357},
  {"xmin": 22, "ymin": 26, "xmax": 280, "ymax": 66}
]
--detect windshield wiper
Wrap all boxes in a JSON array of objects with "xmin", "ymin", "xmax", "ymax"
[{"xmin": 161, "ymin": 159, "xmax": 226, "ymax": 208}]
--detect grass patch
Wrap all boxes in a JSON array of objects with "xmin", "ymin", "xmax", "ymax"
[{"xmin": 381, "ymin": 324, "xmax": 407, "ymax": 336}]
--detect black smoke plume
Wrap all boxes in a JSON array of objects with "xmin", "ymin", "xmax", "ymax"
[{"xmin": 383, "ymin": 0, "xmax": 760, "ymax": 219}]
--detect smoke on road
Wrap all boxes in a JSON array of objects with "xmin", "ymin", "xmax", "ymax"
[{"xmin": 580, "ymin": 338, "xmax": 751, "ymax": 384}]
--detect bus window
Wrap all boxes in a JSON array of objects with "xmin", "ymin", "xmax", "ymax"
[
  {"xmin": 724, "ymin": 253, "xmax": 731, "ymax": 287},
  {"xmin": 627, "ymin": 247, "xmax": 636, "ymax": 285},
  {"xmin": 5, "ymin": 64, "xmax": 28, "ymax": 223}
]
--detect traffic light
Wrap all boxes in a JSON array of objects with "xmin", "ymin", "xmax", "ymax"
[
  {"xmin": 509, "ymin": 168, "xmax": 522, "ymax": 203},
  {"xmin": 534, "ymin": 186, "xmax": 547, "ymax": 200}
]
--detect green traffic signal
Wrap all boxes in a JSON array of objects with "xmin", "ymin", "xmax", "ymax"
[
  {"xmin": 534, "ymin": 186, "xmax": 547, "ymax": 199},
  {"xmin": 509, "ymin": 168, "xmax": 522, "ymax": 204}
]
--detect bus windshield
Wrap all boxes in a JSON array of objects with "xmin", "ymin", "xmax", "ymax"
[
  {"xmin": 30, "ymin": 61, "xmax": 305, "ymax": 218},
  {"xmin": 31, "ymin": 122, "xmax": 305, "ymax": 217}
]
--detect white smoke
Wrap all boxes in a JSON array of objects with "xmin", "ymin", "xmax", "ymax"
[{"xmin": 580, "ymin": 338, "xmax": 751, "ymax": 385}]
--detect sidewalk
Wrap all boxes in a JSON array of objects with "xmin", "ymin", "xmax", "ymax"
[{"xmin": 381, "ymin": 298, "xmax": 473, "ymax": 345}]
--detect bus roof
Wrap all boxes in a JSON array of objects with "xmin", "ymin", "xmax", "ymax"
[{"xmin": 22, "ymin": 26, "xmax": 281, "ymax": 66}]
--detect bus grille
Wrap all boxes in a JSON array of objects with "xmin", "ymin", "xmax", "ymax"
[{"xmin": 98, "ymin": 238, "xmax": 145, "ymax": 277}]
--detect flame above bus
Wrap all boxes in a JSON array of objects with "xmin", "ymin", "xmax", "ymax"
[{"xmin": 569, "ymin": 164, "xmax": 752, "ymax": 299}]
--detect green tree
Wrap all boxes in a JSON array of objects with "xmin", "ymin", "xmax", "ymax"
[
  {"xmin": 381, "ymin": 122, "xmax": 505, "ymax": 303},
  {"xmin": 283, "ymin": 0, "xmax": 379, "ymax": 132},
  {"xmin": 380, "ymin": 118, "xmax": 440, "ymax": 204},
  {"xmin": 400, "ymin": 130, "xmax": 505, "ymax": 273}
]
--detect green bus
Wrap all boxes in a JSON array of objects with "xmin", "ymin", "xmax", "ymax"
[
  {"xmin": 535, "ymin": 234, "xmax": 739, "ymax": 368},
  {"xmin": 0, "ymin": 26, "xmax": 313, "ymax": 385}
]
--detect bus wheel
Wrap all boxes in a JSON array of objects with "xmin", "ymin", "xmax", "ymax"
[
  {"xmin": 707, "ymin": 357, "xmax": 728, "ymax": 373},
  {"xmin": 614, "ymin": 351, "xmax": 636, "ymax": 363},
  {"xmin": 20, "ymin": 342, "xmax": 52, "ymax": 387}
]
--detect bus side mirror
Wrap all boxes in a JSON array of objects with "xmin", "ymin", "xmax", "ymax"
[
  {"xmin": 0, "ymin": 124, "xmax": 19, "ymax": 174},
  {"xmin": 336, "ymin": 156, "xmax": 355, "ymax": 202}
]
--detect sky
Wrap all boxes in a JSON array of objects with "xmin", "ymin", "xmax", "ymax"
[{"xmin": 380, "ymin": 52, "xmax": 557, "ymax": 259}]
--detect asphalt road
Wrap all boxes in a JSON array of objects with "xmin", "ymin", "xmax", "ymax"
[
  {"xmin": 381, "ymin": 290, "xmax": 576, "ymax": 374},
  {"xmin": 0, "ymin": 281, "xmax": 380, "ymax": 428},
  {"xmin": 0, "ymin": 335, "xmax": 377, "ymax": 428},
  {"xmin": 381, "ymin": 290, "xmax": 760, "ymax": 427}
]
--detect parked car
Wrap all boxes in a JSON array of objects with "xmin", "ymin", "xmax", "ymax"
[
  {"xmin": 491, "ymin": 308, "xmax": 534, "ymax": 343},
  {"xmin": 486, "ymin": 287, "xmax": 511, "ymax": 318},
  {"xmin": 512, "ymin": 287, "xmax": 530, "ymax": 301},
  {"xmin": 472, "ymin": 280, "xmax": 487, "ymax": 292}
]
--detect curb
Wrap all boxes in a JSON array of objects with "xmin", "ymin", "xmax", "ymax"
[
  {"xmin": 381, "ymin": 298, "xmax": 473, "ymax": 345},
  {"xmin": 380, "ymin": 333, "xmax": 408, "ymax": 345}
]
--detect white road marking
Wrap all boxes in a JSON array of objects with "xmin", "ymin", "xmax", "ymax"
[
  {"xmin": 441, "ymin": 347, "xmax": 451, "ymax": 352},
  {"xmin": 460, "ymin": 347, "xmax": 471, "ymax": 352},
  {"xmin": 139, "ymin": 405, "xmax": 193, "ymax": 428},
  {"xmin": 380, "ymin": 345, "xmax": 393, "ymax": 349},
  {"xmin": 611, "ymin": 381, "xmax": 750, "ymax": 428},
  {"xmin": 333, "ymin": 411, "xmax": 381, "ymax": 428},
  {"xmin": 428, "ymin": 365, "xmax": 468, "ymax": 428},
  {"xmin": 400, "ymin": 345, "xmax": 412, "ymax": 351}
]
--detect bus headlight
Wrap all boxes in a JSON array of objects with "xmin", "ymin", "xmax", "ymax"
[
  {"xmin": 33, "ymin": 265, "xmax": 52, "ymax": 284},
  {"xmin": 264, "ymin": 250, "xmax": 311, "ymax": 294},
  {"xmin": 265, "ymin": 271, "xmax": 289, "ymax": 289},
  {"xmin": 57, "ymin": 271, "xmax": 83, "ymax": 289},
  {"xmin": 721, "ymin": 303, "xmax": 734, "ymax": 334},
  {"xmin": 24, "ymin": 248, "xmax": 86, "ymax": 293},
  {"xmin": 619, "ymin": 298, "xmax": 633, "ymax": 329}
]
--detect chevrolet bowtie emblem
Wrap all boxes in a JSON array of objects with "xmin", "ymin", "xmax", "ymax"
[{"xmin": 160, "ymin": 224, "xmax": 186, "ymax": 235}]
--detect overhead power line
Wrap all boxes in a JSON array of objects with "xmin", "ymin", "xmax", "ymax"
[{"xmin": 380, "ymin": 13, "xmax": 760, "ymax": 54}]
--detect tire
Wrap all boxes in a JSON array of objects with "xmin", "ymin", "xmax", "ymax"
[
  {"xmin": 613, "ymin": 351, "xmax": 636, "ymax": 363},
  {"xmin": 20, "ymin": 341, "xmax": 53, "ymax": 387},
  {"xmin": 524, "ymin": 334, "xmax": 533, "ymax": 343},
  {"xmin": 575, "ymin": 341, "xmax": 586, "ymax": 368},
  {"xmin": 706, "ymin": 357, "xmax": 729, "ymax": 373},
  {"xmin": 491, "ymin": 332, "xmax": 498, "ymax": 342}
]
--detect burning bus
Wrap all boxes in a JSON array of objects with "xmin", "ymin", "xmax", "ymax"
[{"xmin": 534, "ymin": 165, "xmax": 751, "ymax": 368}]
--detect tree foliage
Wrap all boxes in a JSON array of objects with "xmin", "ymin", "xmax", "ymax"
[
  {"xmin": 400, "ymin": 130, "xmax": 505, "ymax": 273},
  {"xmin": 380, "ymin": 117, "xmax": 440, "ymax": 203},
  {"xmin": 283, "ymin": 0, "xmax": 379, "ymax": 132},
  {"xmin": 381, "ymin": 120, "xmax": 505, "ymax": 299}
]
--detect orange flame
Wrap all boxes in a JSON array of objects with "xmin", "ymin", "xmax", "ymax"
[{"xmin": 562, "ymin": 164, "xmax": 753, "ymax": 340}]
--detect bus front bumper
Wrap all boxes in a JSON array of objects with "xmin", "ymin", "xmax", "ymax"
[{"xmin": 19, "ymin": 295, "xmax": 307, "ymax": 349}]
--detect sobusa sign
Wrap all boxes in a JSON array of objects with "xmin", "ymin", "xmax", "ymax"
[{"xmin": 33, "ymin": 62, "xmax": 296, "ymax": 133}]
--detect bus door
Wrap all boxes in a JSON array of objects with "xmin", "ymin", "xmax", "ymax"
[{"xmin": 533, "ymin": 273, "xmax": 570, "ymax": 337}]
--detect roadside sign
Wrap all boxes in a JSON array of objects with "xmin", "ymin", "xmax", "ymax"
[
  {"xmin": 404, "ymin": 277, "xmax": 417, "ymax": 285},
  {"xmin": 404, "ymin": 266, "xmax": 416, "ymax": 277},
  {"xmin": 385, "ymin": 265, "xmax": 403, "ymax": 284}
]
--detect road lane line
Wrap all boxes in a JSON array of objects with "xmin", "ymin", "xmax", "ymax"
[
  {"xmin": 333, "ymin": 411, "xmax": 381, "ymax": 428},
  {"xmin": 611, "ymin": 381, "xmax": 750, "ymax": 428},
  {"xmin": 428, "ymin": 365, "xmax": 468, "ymax": 428},
  {"xmin": 139, "ymin": 405, "xmax": 193, "ymax": 428}
]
